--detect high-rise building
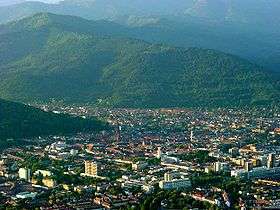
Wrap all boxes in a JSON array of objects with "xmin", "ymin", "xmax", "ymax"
[
  {"xmin": 267, "ymin": 153, "xmax": 276, "ymax": 169},
  {"xmin": 157, "ymin": 147, "xmax": 162, "ymax": 159},
  {"xmin": 85, "ymin": 161, "xmax": 98, "ymax": 176},
  {"xmin": 214, "ymin": 162, "xmax": 222, "ymax": 172},
  {"xmin": 190, "ymin": 130, "xmax": 194, "ymax": 142},
  {"xmin": 18, "ymin": 168, "xmax": 31, "ymax": 182},
  {"xmin": 164, "ymin": 172, "xmax": 173, "ymax": 182}
]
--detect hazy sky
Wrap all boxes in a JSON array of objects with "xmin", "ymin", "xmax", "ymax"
[
  {"xmin": 34, "ymin": 0, "xmax": 62, "ymax": 2},
  {"xmin": 0, "ymin": 0, "xmax": 62, "ymax": 5}
]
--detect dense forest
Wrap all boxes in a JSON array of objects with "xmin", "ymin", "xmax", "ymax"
[
  {"xmin": 0, "ymin": 13, "xmax": 279, "ymax": 108},
  {"xmin": 0, "ymin": 99, "xmax": 107, "ymax": 148},
  {"xmin": 0, "ymin": 1, "xmax": 279, "ymax": 72}
]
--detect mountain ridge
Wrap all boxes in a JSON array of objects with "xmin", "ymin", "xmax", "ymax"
[
  {"xmin": 0, "ymin": 13, "xmax": 279, "ymax": 108},
  {"xmin": 0, "ymin": 1, "xmax": 279, "ymax": 72},
  {"xmin": 1, "ymin": 0, "xmax": 279, "ymax": 25}
]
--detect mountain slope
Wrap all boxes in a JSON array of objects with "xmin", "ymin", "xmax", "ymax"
[
  {"xmin": 0, "ymin": 98, "xmax": 107, "ymax": 147},
  {"xmin": 0, "ymin": 1, "xmax": 279, "ymax": 72},
  {"xmin": 0, "ymin": 13, "xmax": 279, "ymax": 108}
]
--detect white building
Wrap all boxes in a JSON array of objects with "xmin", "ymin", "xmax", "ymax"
[
  {"xmin": 161, "ymin": 155, "xmax": 179, "ymax": 164},
  {"xmin": 214, "ymin": 162, "xmax": 222, "ymax": 172},
  {"xmin": 34, "ymin": 170, "xmax": 52, "ymax": 177},
  {"xmin": 142, "ymin": 184, "xmax": 154, "ymax": 193},
  {"xmin": 16, "ymin": 192, "xmax": 37, "ymax": 199},
  {"xmin": 18, "ymin": 168, "xmax": 31, "ymax": 182},
  {"xmin": 214, "ymin": 162, "xmax": 229, "ymax": 172},
  {"xmin": 231, "ymin": 166, "xmax": 280, "ymax": 180},
  {"xmin": 231, "ymin": 169, "xmax": 247, "ymax": 179},
  {"xmin": 157, "ymin": 147, "xmax": 162, "ymax": 159},
  {"xmin": 159, "ymin": 172, "xmax": 191, "ymax": 189},
  {"xmin": 159, "ymin": 178, "xmax": 191, "ymax": 190},
  {"xmin": 267, "ymin": 153, "xmax": 276, "ymax": 169},
  {"xmin": 70, "ymin": 149, "xmax": 78, "ymax": 156},
  {"xmin": 164, "ymin": 172, "xmax": 173, "ymax": 182}
]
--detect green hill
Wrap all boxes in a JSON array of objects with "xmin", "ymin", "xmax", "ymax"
[
  {"xmin": 0, "ymin": 13, "xmax": 279, "ymax": 108},
  {"xmin": 0, "ymin": 0, "xmax": 280, "ymax": 72},
  {"xmin": 0, "ymin": 98, "xmax": 107, "ymax": 148}
]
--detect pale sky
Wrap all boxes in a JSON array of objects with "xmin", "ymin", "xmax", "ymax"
[{"xmin": 0, "ymin": 0, "xmax": 62, "ymax": 5}]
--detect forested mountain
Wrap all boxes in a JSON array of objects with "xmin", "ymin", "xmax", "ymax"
[
  {"xmin": 114, "ymin": 17, "xmax": 280, "ymax": 72},
  {"xmin": 0, "ymin": 98, "xmax": 107, "ymax": 148},
  {"xmin": 0, "ymin": 0, "xmax": 279, "ymax": 72},
  {"xmin": 0, "ymin": 13, "xmax": 279, "ymax": 108}
]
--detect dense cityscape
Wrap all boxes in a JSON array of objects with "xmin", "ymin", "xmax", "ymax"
[
  {"xmin": 0, "ymin": 1, "xmax": 279, "ymax": 210},
  {"xmin": 1, "ymin": 104, "xmax": 280, "ymax": 209}
]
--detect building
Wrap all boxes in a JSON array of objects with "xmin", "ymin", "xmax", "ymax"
[
  {"xmin": 132, "ymin": 161, "xmax": 148, "ymax": 171},
  {"xmin": 164, "ymin": 172, "xmax": 173, "ymax": 182},
  {"xmin": 214, "ymin": 162, "xmax": 222, "ymax": 172},
  {"xmin": 213, "ymin": 162, "xmax": 229, "ymax": 172},
  {"xmin": 85, "ymin": 161, "xmax": 98, "ymax": 176},
  {"xmin": 86, "ymin": 144, "xmax": 94, "ymax": 152},
  {"xmin": 252, "ymin": 158, "xmax": 262, "ymax": 167},
  {"xmin": 232, "ymin": 166, "xmax": 280, "ymax": 180},
  {"xmin": 0, "ymin": 159, "xmax": 9, "ymax": 177},
  {"xmin": 70, "ymin": 149, "xmax": 78, "ymax": 156},
  {"xmin": 190, "ymin": 130, "xmax": 194, "ymax": 142},
  {"xmin": 16, "ymin": 192, "xmax": 37, "ymax": 199},
  {"xmin": 159, "ymin": 178, "xmax": 191, "ymax": 190},
  {"xmin": 159, "ymin": 172, "xmax": 191, "ymax": 189},
  {"xmin": 267, "ymin": 153, "xmax": 276, "ymax": 169},
  {"xmin": 34, "ymin": 170, "xmax": 52, "ymax": 177},
  {"xmin": 142, "ymin": 184, "xmax": 154, "ymax": 193},
  {"xmin": 205, "ymin": 166, "xmax": 213, "ymax": 173},
  {"xmin": 157, "ymin": 147, "xmax": 162, "ymax": 159},
  {"xmin": 42, "ymin": 178, "xmax": 57, "ymax": 188},
  {"xmin": 115, "ymin": 125, "xmax": 121, "ymax": 142},
  {"xmin": 244, "ymin": 162, "xmax": 253, "ymax": 172},
  {"xmin": 18, "ymin": 168, "xmax": 31, "ymax": 182},
  {"xmin": 229, "ymin": 147, "xmax": 239, "ymax": 157},
  {"xmin": 248, "ymin": 166, "xmax": 280, "ymax": 179},
  {"xmin": 231, "ymin": 169, "xmax": 247, "ymax": 179},
  {"xmin": 161, "ymin": 155, "xmax": 179, "ymax": 164}
]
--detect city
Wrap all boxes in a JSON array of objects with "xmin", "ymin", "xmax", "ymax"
[
  {"xmin": 0, "ymin": 1, "xmax": 279, "ymax": 209},
  {"xmin": 1, "ymin": 105, "xmax": 280, "ymax": 209}
]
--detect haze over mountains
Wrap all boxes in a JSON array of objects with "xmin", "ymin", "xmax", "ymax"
[
  {"xmin": 0, "ymin": 0, "xmax": 61, "ymax": 6},
  {"xmin": 0, "ymin": 0, "xmax": 279, "ymax": 72},
  {"xmin": 0, "ymin": 13, "xmax": 279, "ymax": 108},
  {"xmin": 1, "ymin": 0, "xmax": 279, "ymax": 25}
]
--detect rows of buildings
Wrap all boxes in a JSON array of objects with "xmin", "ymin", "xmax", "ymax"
[{"xmin": 0, "ymin": 105, "xmax": 280, "ymax": 209}]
